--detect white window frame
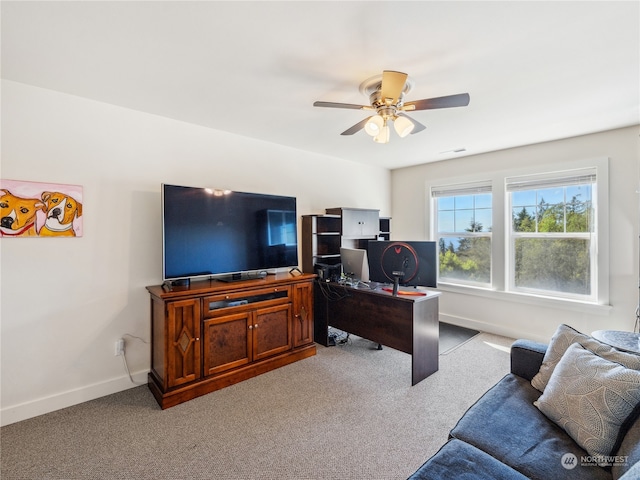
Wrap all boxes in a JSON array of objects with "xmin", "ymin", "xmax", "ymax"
[
  {"xmin": 426, "ymin": 157, "xmax": 610, "ymax": 313},
  {"xmin": 506, "ymin": 167, "xmax": 598, "ymax": 303},
  {"xmin": 432, "ymin": 181, "xmax": 493, "ymax": 288}
]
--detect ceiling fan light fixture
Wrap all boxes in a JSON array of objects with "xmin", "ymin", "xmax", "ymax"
[
  {"xmin": 393, "ymin": 115, "xmax": 414, "ymax": 138},
  {"xmin": 373, "ymin": 121, "xmax": 390, "ymax": 144},
  {"xmin": 364, "ymin": 115, "xmax": 384, "ymax": 136}
]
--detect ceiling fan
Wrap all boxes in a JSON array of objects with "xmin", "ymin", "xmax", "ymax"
[{"xmin": 313, "ymin": 70, "xmax": 470, "ymax": 144}]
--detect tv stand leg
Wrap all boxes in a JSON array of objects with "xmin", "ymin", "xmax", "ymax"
[{"xmin": 377, "ymin": 343, "xmax": 383, "ymax": 350}]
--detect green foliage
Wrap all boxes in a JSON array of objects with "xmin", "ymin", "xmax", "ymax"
[
  {"xmin": 515, "ymin": 238, "xmax": 591, "ymax": 295},
  {"xmin": 439, "ymin": 191, "xmax": 592, "ymax": 294},
  {"xmin": 513, "ymin": 195, "xmax": 591, "ymax": 233},
  {"xmin": 510, "ymin": 193, "xmax": 592, "ymax": 295},
  {"xmin": 513, "ymin": 207, "xmax": 535, "ymax": 232},
  {"xmin": 438, "ymin": 223, "xmax": 491, "ymax": 284}
]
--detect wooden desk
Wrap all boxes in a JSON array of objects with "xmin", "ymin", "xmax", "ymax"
[{"xmin": 314, "ymin": 281, "xmax": 440, "ymax": 385}]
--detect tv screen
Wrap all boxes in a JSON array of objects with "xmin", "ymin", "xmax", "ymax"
[
  {"xmin": 162, "ymin": 184, "xmax": 298, "ymax": 281},
  {"xmin": 367, "ymin": 240, "xmax": 437, "ymax": 287}
]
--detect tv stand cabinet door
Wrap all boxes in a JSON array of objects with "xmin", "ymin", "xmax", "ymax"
[
  {"xmin": 203, "ymin": 312, "xmax": 253, "ymax": 376},
  {"xmin": 253, "ymin": 304, "xmax": 292, "ymax": 361},
  {"xmin": 292, "ymin": 280, "xmax": 314, "ymax": 348},
  {"xmin": 166, "ymin": 298, "xmax": 201, "ymax": 388}
]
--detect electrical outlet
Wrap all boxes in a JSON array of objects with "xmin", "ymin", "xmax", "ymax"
[{"xmin": 115, "ymin": 338, "xmax": 125, "ymax": 356}]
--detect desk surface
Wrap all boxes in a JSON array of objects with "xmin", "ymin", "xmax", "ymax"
[{"xmin": 333, "ymin": 282, "xmax": 441, "ymax": 301}]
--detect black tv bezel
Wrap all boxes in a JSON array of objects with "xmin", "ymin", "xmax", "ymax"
[{"xmin": 161, "ymin": 184, "xmax": 299, "ymax": 283}]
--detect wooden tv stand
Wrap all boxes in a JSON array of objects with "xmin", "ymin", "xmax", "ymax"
[{"xmin": 146, "ymin": 272, "xmax": 316, "ymax": 409}]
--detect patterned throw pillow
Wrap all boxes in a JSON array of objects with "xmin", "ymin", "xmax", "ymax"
[
  {"xmin": 531, "ymin": 324, "xmax": 640, "ymax": 392},
  {"xmin": 534, "ymin": 343, "xmax": 640, "ymax": 461}
]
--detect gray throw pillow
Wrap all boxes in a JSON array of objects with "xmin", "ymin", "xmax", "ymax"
[
  {"xmin": 531, "ymin": 324, "xmax": 640, "ymax": 392},
  {"xmin": 534, "ymin": 343, "xmax": 640, "ymax": 462}
]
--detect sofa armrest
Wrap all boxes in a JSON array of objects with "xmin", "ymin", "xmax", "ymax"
[{"xmin": 510, "ymin": 339, "xmax": 547, "ymax": 381}]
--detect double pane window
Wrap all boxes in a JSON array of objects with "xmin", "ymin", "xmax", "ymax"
[
  {"xmin": 507, "ymin": 169, "xmax": 596, "ymax": 300},
  {"xmin": 431, "ymin": 166, "xmax": 600, "ymax": 304},
  {"xmin": 432, "ymin": 183, "xmax": 492, "ymax": 286}
]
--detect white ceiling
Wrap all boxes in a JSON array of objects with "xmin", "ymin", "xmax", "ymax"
[{"xmin": 2, "ymin": 1, "xmax": 639, "ymax": 170}]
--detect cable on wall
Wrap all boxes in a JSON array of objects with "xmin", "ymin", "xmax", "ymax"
[{"xmin": 120, "ymin": 333, "xmax": 149, "ymax": 385}]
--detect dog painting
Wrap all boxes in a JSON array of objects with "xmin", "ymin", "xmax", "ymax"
[
  {"xmin": 0, "ymin": 189, "xmax": 44, "ymax": 236},
  {"xmin": 39, "ymin": 191, "xmax": 83, "ymax": 236},
  {"xmin": 0, "ymin": 180, "xmax": 83, "ymax": 237}
]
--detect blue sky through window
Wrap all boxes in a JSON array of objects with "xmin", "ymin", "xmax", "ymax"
[{"xmin": 438, "ymin": 193, "xmax": 492, "ymax": 233}]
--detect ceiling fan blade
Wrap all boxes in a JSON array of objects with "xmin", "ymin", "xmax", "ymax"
[
  {"xmin": 341, "ymin": 116, "xmax": 371, "ymax": 135},
  {"xmin": 380, "ymin": 71, "xmax": 408, "ymax": 104},
  {"xmin": 403, "ymin": 93, "xmax": 470, "ymax": 111},
  {"xmin": 313, "ymin": 101, "xmax": 369, "ymax": 110},
  {"xmin": 397, "ymin": 113, "xmax": 426, "ymax": 134}
]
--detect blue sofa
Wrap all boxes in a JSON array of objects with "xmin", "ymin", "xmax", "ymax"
[{"xmin": 408, "ymin": 337, "xmax": 640, "ymax": 480}]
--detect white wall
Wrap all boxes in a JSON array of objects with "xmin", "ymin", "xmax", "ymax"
[
  {"xmin": 3, "ymin": 79, "xmax": 637, "ymax": 426},
  {"xmin": 391, "ymin": 126, "xmax": 640, "ymax": 343},
  {"xmin": 0, "ymin": 80, "xmax": 391, "ymax": 425}
]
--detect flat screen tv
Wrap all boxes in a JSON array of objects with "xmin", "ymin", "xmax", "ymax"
[
  {"xmin": 367, "ymin": 240, "xmax": 437, "ymax": 288},
  {"xmin": 162, "ymin": 184, "xmax": 298, "ymax": 282}
]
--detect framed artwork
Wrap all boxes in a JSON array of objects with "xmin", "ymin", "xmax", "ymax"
[{"xmin": 0, "ymin": 179, "xmax": 83, "ymax": 237}]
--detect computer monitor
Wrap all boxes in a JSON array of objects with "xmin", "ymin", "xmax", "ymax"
[
  {"xmin": 340, "ymin": 247, "xmax": 370, "ymax": 282},
  {"xmin": 367, "ymin": 240, "xmax": 437, "ymax": 287}
]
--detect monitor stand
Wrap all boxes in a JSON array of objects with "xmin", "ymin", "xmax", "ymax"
[{"xmin": 392, "ymin": 271, "xmax": 405, "ymax": 296}]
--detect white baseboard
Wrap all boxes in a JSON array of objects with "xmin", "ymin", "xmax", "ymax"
[
  {"xmin": 439, "ymin": 313, "xmax": 548, "ymax": 344},
  {"xmin": 1, "ymin": 369, "xmax": 149, "ymax": 427}
]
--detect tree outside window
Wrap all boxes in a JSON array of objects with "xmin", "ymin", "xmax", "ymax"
[
  {"xmin": 508, "ymin": 172, "xmax": 595, "ymax": 299},
  {"xmin": 435, "ymin": 188, "xmax": 492, "ymax": 286},
  {"xmin": 430, "ymin": 164, "xmax": 604, "ymax": 305}
]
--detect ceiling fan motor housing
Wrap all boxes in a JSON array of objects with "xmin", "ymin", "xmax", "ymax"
[{"xmin": 361, "ymin": 74, "xmax": 413, "ymax": 112}]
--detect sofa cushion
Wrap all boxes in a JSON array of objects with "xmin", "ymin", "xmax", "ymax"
[
  {"xmin": 612, "ymin": 413, "xmax": 640, "ymax": 479},
  {"xmin": 534, "ymin": 343, "xmax": 640, "ymax": 463},
  {"xmin": 617, "ymin": 460, "xmax": 640, "ymax": 480},
  {"xmin": 531, "ymin": 324, "xmax": 640, "ymax": 392},
  {"xmin": 407, "ymin": 439, "xmax": 529, "ymax": 480},
  {"xmin": 450, "ymin": 373, "xmax": 611, "ymax": 480}
]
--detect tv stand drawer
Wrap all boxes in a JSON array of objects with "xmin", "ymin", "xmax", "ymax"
[{"xmin": 203, "ymin": 285, "xmax": 291, "ymax": 317}]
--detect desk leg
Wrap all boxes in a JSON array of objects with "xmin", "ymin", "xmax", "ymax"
[
  {"xmin": 412, "ymin": 297, "xmax": 439, "ymax": 385},
  {"xmin": 313, "ymin": 282, "xmax": 330, "ymax": 347}
]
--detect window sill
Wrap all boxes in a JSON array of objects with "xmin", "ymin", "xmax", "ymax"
[{"xmin": 434, "ymin": 282, "xmax": 612, "ymax": 316}]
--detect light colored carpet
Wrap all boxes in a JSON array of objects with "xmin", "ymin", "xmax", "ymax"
[{"xmin": 1, "ymin": 332, "xmax": 514, "ymax": 480}]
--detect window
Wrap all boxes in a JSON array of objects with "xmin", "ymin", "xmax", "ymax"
[
  {"xmin": 432, "ymin": 183, "xmax": 492, "ymax": 286},
  {"xmin": 267, "ymin": 210, "xmax": 297, "ymax": 246},
  {"xmin": 506, "ymin": 168, "xmax": 596, "ymax": 301},
  {"xmin": 428, "ymin": 159, "xmax": 608, "ymax": 308}
]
